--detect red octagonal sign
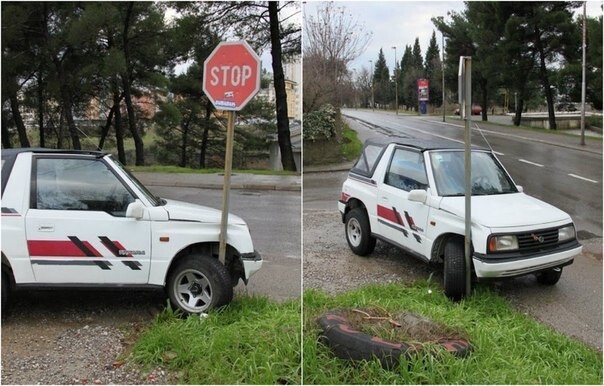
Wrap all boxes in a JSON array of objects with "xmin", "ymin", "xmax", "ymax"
[{"xmin": 203, "ymin": 41, "xmax": 261, "ymax": 111}]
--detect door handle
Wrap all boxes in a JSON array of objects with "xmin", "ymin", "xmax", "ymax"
[{"xmin": 38, "ymin": 225, "xmax": 54, "ymax": 232}]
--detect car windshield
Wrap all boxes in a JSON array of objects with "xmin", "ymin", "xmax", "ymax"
[
  {"xmin": 430, "ymin": 150, "xmax": 518, "ymax": 196},
  {"xmin": 110, "ymin": 156, "xmax": 162, "ymax": 206}
]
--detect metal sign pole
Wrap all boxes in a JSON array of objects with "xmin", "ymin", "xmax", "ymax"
[
  {"xmin": 463, "ymin": 56, "xmax": 472, "ymax": 297},
  {"xmin": 219, "ymin": 110, "xmax": 236, "ymax": 264}
]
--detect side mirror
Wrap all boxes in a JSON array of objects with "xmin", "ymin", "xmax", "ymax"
[
  {"xmin": 516, "ymin": 185, "xmax": 524, "ymax": 193},
  {"xmin": 126, "ymin": 200, "xmax": 145, "ymax": 219},
  {"xmin": 408, "ymin": 189, "xmax": 428, "ymax": 204}
]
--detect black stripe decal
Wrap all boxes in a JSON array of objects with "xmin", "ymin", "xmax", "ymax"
[
  {"xmin": 1, "ymin": 207, "xmax": 18, "ymax": 214},
  {"xmin": 413, "ymin": 234, "xmax": 422, "ymax": 243},
  {"xmin": 99, "ymin": 236, "xmax": 120, "ymax": 256},
  {"xmin": 95, "ymin": 260, "xmax": 112, "ymax": 270},
  {"xmin": 122, "ymin": 261, "xmax": 142, "ymax": 270},
  {"xmin": 378, "ymin": 219, "xmax": 409, "ymax": 237},
  {"xmin": 68, "ymin": 236, "xmax": 97, "ymax": 257},
  {"xmin": 31, "ymin": 260, "xmax": 113, "ymax": 270}
]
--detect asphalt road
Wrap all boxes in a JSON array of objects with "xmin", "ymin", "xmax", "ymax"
[
  {"xmin": 304, "ymin": 110, "xmax": 602, "ymax": 350},
  {"xmin": 148, "ymin": 185, "xmax": 302, "ymax": 301}
]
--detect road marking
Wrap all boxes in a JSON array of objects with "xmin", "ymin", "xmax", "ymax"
[
  {"xmin": 568, "ymin": 174, "xmax": 598, "ymax": 184},
  {"xmin": 518, "ymin": 159, "xmax": 544, "ymax": 167}
]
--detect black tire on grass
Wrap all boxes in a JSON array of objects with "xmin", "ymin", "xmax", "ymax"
[{"xmin": 317, "ymin": 310, "xmax": 471, "ymax": 369}]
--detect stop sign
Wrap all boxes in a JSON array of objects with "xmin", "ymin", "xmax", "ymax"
[{"xmin": 203, "ymin": 41, "xmax": 261, "ymax": 111}]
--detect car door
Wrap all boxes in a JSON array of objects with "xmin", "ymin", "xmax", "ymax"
[
  {"xmin": 25, "ymin": 155, "xmax": 151, "ymax": 284},
  {"xmin": 377, "ymin": 147, "xmax": 431, "ymax": 257}
]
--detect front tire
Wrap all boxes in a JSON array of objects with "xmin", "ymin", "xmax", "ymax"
[
  {"xmin": 167, "ymin": 255, "xmax": 233, "ymax": 315},
  {"xmin": 536, "ymin": 267, "xmax": 562, "ymax": 285},
  {"xmin": 345, "ymin": 208, "xmax": 376, "ymax": 256},
  {"xmin": 444, "ymin": 238, "xmax": 468, "ymax": 301}
]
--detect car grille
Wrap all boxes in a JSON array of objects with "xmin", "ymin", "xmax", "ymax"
[{"xmin": 517, "ymin": 228, "xmax": 559, "ymax": 251}]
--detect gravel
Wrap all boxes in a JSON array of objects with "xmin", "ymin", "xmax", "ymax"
[
  {"xmin": 1, "ymin": 289, "xmax": 171, "ymax": 385},
  {"xmin": 303, "ymin": 210, "xmax": 438, "ymax": 294}
]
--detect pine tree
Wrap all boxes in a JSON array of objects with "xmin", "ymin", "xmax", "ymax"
[
  {"xmin": 424, "ymin": 31, "xmax": 443, "ymax": 107},
  {"xmin": 373, "ymin": 48, "xmax": 391, "ymax": 107}
]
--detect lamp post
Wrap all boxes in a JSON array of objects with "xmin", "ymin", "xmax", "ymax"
[
  {"xmin": 442, "ymin": 30, "xmax": 446, "ymax": 122},
  {"xmin": 369, "ymin": 59, "xmax": 374, "ymax": 111},
  {"xmin": 392, "ymin": 46, "xmax": 398, "ymax": 115}
]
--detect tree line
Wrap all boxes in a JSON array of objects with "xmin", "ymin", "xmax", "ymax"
[{"xmin": 2, "ymin": 1, "xmax": 300, "ymax": 170}]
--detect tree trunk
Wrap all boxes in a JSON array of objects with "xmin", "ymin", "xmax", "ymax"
[
  {"xmin": 180, "ymin": 114, "xmax": 192, "ymax": 168},
  {"xmin": 269, "ymin": 1, "xmax": 296, "ymax": 171},
  {"xmin": 200, "ymin": 100, "xmax": 212, "ymax": 168},
  {"xmin": 121, "ymin": 2, "xmax": 144, "ymax": 165},
  {"xmin": 98, "ymin": 103, "xmax": 115, "ymax": 150},
  {"xmin": 513, "ymin": 92, "xmax": 525, "ymax": 126},
  {"xmin": 113, "ymin": 91, "xmax": 126, "ymax": 164},
  {"xmin": 37, "ymin": 72, "xmax": 45, "ymax": 148},
  {"xmin": 2, "ymin": 109, "xmax": 12, "ymax": 148},
  {"xmin": 9, "ymin": 93, "xmax": 31, "ymax": 147},
  {"xmin": 534, "ymin": 26, "xmax": 556, "ymax": 130}
]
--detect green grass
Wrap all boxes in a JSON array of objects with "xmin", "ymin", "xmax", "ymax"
[
  {"xmin": 129, "ymin": 165, "xmax": 298, "ymax": 175},
  {"xmin": 131, "ymin": 296, "xmax": 301, "ymax": 384},
  {"xmin": 304, "ymin": 281, "xmax": 603, "ymax": 385},
  {"xmin": 341, "ymin": 123, "xmax": 363, "ymax": 161}
]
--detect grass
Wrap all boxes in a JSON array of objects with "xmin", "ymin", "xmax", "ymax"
[
  {"xmin": 304, "ymin": 281, "xmax": 603, "ymax": 385},
  {"xmin": 128, "ymin": 165, "xmax": 298, "ymax": 175},
  {"xmin": 341, "ymin": 123, "xmax": 363, "ymax": 161},
  {"xmin": 130, "ymin": 296, "xmax": 301, "ymax": 384}
]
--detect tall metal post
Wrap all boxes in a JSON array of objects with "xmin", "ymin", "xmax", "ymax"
[
  {"xmin": 392, "ymin": 46, "xmax": 398, "ymax": 115},
  {"xmin": 463, "ymin": 57, "xmax": 472, "ymax": 297},
  {"xmin": 219, "ymin": 111, "xmax": 236, "ymax": 264},
  {"xmin": 580, "ymin": 1, "xmax": 586, "ymax": 146},
  {"xmin": 369, "ymin": 60, "xmax": 375, "ymax": 111},
  {"xmin": 442, "ymin": 32, "xmax": 446, "ymax": 122}
]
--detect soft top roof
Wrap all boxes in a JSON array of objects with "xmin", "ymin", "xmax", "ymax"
[
  {"xmin": 1, "ymin": 148, "xmax": 108, "ymax": 159},
  {"xmin": 364, "ymin": 136, "xmax": 488, "ymax": 152}
]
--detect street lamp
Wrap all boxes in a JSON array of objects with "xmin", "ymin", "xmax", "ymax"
[
  {"xmin": 369, "ymin": 59, "xmax": 374, "ymax": 111},
  {"xmin": 392, "ymin": 46, "xmax": 398, "ymax": 115},
  {"xmin": 442, "ymin": 29, "xmax": 446, "ymax": 122}
]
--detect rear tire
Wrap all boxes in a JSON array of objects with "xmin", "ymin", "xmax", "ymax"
[
  {"xmin": 444, "ymin": 238, "xmax": 468, "ymax": 301},
  {"xmin": 1, "ymin": 272, "xmax": 8, "ymax": 313},
  {"xmin": 345, "ymin": 208, "xmax": 376, "ymax": 256},
  {"xmin": 167, "ymin": 255, "xmax": 233, "ymax": 315},
  {"xmin": 536, "ymin": 267, "xmax": 562, "ymax": 285}
]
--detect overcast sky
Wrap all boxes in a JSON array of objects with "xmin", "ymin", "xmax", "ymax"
[{"xmin": 303, "ymin": 0, "xmax": 604, "ymax": 76}]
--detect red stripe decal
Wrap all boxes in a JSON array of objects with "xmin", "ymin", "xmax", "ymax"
[
  {"xmin": 28, "ymin": 241, "xmax": 87, "ymax": 257},
  {"xmin": 82, "ymin": 241, "xmax": 102, "ymax": 257},
  {"xmin": 113, "ymin": 241, "xmax": 133, "ymax": 257},
  {"xmin": 377, "ymin": 205, "xmax": 399, "ymax": 224}
]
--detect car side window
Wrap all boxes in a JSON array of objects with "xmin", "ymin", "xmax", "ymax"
[
  {"xmin": 34, "ymin": 157, "xmax": 135, "ymax": 216},
  {"xmin": 384, "ymin": 148, "xmax": 428, "ymax": 192}
]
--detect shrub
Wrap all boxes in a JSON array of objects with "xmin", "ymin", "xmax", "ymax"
[{"xmin": 303, "ymin": 104, "xmax": 337, "ymax": 141}]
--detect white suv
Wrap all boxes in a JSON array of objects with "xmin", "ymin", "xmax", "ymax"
[
  {"xmin": 1, "ymin": 149, "xmax": 262, "ymax": 314},
  {"xmin": 339, "ymin": 137, "xmax": 582, "ymax": 299}
]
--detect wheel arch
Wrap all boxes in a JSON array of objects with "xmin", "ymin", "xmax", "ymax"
[
  {"xmin": 1, "ymin": 252, "xmax": 15, "ymax": 289},
  {"xmin": 431, "ymin": 233, "xmax": 465, "ymax": 264},
  {"xmin": 164, "ymin": 242, "xmax": 244, "ymax": 287},
  {"xmin": 343, "ymin": 197, "xmax": 367, "ymax": 222}
]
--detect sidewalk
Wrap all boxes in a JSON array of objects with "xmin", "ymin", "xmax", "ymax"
[{"xmin": 134, "ymin": 171, "xmax": 301, "ymax": 192}]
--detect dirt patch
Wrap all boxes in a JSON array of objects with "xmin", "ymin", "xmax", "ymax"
[{"xmin": 343, "ymin": 307, "xmax": 467, "ymax": 345}]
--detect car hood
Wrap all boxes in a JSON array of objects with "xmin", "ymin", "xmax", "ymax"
[
  {"xmin": 163, "ymin": 199, "xmax": 246, "ymax": 225},
  {"xmin": 439, "ymin": 193, "xmax": 570, "ymax": 228}
]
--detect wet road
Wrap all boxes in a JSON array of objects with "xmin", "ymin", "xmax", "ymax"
[
  {"xmin": 149, "ymin": 186, "xmax": 302, "ymax": 301},
  {"xmin": 304, "ymin": 111, "xmax": 602, "ymax": 350}
]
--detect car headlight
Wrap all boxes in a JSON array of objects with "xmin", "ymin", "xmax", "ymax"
[
  {"xmin": 558, "ymin": 225, "xmax": 576, "ymax": 242},
  {"xmin": 488, "ymin": 235, "xmax": 518, "ymax": 253}
]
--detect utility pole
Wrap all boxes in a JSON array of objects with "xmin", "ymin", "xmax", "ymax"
[
  {"xmin": 369, "ymin": 60, "xmax": 374, "ymax": 111},
  {"xmin": 392, "ymin": 46, "xmax": 398, "ymax": 115},
  {"xmin": 580, "ymin": 1, "xmax": 587, "ymax": 146},
  {"xmin": 442, "ymin": 31, "xmax": 446, "ymax": 122}
]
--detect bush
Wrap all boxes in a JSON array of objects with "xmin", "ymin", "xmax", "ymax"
[{"xmin": 303, "ymin": 104, "xmax": 337, "ymax": 141}]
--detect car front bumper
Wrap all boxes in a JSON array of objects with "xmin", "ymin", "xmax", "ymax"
[
  {"xmin": 241, "ymin": 250, "xmax": 262, "ymax": 281},
  {"xmin": 472, "ymin": 243, "xmax": 582, "ymax": 279}
]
